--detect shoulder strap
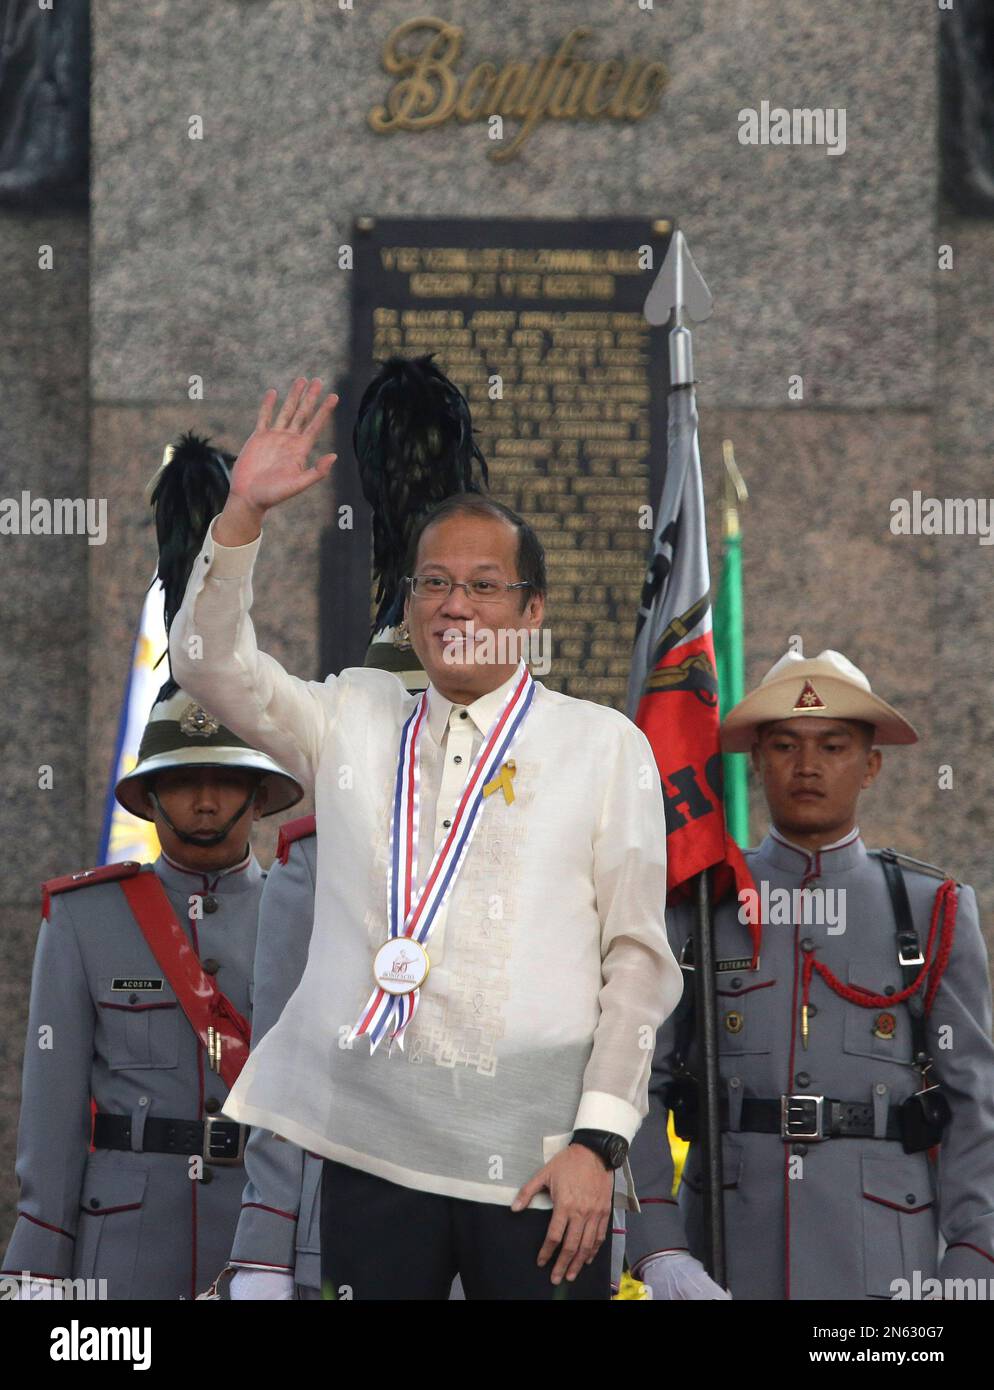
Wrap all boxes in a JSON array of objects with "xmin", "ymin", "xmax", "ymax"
[
  {"xmin": 875, "ymin": 849, "xmax": 930, "ymax": 1070},
  {"xmin": 42, "ymin": 861, "xmax": 142, "ymax": 921},
  {"xmin": 276, "ymin": 813, "xmax": 317, "ymax": 864},
  {"xmin": 118, "ymin": 873, "xmax": 251, "ymax": 1088}
]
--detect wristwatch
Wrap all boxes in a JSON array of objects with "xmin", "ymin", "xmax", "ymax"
[{"xmin": 569, "ymin": 1128, "xmax": 629, "ymax": 1170}]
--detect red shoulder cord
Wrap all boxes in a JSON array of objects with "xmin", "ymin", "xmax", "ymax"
[{"xmin": 801, "ymin": 878, "xmax": 958, "ymax": 1021}]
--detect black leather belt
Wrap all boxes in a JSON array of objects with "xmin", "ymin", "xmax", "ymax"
[
  {"xmin": 737, "ymin": 1095, "xmax": 903, "ymax": 1142},
  {"xmin": 93, "ymin": 1113, "xmax": 246, "ymax": 1165}
]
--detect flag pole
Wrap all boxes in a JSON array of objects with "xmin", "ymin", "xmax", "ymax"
[
  {"xmin": 643, "ymin": 230, "xmax": 726, "ymax": 1285},
  {"xmin": 692, "ymin": 867, "xmax": 726, "ymax": 1286},
  {"xmin": 717, "ymin": 441, "xmax": 750, "ymax": 847}
]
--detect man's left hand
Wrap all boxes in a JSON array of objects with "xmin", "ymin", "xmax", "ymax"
[{"xmin": 512, "ymin": 1144, "xmax": 614, "ymax": 1285}]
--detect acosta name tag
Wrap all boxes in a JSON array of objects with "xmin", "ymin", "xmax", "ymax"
[{"xmin": 112, "ymin": 978, "xmax": 164, "ymax": 991}]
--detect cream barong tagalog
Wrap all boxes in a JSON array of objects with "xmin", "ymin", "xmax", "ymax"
[{"xmin": 169, "ymin": 516, "xmax": 682, "ymax": 1208}]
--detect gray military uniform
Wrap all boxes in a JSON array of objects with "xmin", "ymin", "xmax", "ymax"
[
  {"xmin": 626, "ymin": 828, "xmax": 994, "ymax": 1299},
  {"xmin": 3, "ymin": 851, "xmax": 263, "ymax": 1300},
  {"xmin": 229, "ymin": 825, "xmax": 323, "ymax": 1297}
]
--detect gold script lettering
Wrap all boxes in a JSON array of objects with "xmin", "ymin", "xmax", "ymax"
[
  {"xmin": 456, "ymin": 61, "xmax": 498, "ymax": 121},
  {"xmin": 369, "ymin": 18, "xmax": 463, "ymax": 132},
  {"xmin": 583, "ymin": 59, "xmax": 624, "ymax": 118},
  {"xmin": 368, "ymin": 19, "xmax": 668, "ymax": 163}
]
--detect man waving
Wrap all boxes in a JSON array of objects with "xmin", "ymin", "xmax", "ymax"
[{"xmin": 170, "ymin": 377, "xmax": 681, "ymax": 1300}]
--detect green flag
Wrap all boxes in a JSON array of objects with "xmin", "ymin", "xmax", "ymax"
[{"xmin": 714, "ymin": 481, "xmax": 749, "ymax": 847}]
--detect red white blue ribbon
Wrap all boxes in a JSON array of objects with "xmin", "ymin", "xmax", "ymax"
[{"xmin": 350, "ymin": 661, "xmax": 536, "ymax": 1053}]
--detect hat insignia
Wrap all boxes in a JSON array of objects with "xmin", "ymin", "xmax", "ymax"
[
  {"xmin": 793, "ymin": 680, "xmax": 826, "ymax": 711},
  {"xmin": 179, "ymin": 702, "xmax": 220, "ymax": 738}
]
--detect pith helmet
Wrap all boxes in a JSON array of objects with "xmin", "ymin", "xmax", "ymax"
[
  {"xmin": 115, "ymin": 688, "xmax": 303, "ymax": 820},
  {"xmin": 720, "ymin": 649, "xmax": 919, "ymax": 753}
]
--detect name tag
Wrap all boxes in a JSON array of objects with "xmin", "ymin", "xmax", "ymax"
[
  {"xmin": 679, "ymin": 944, "xmax": 759, "ymax": 974},
  {"xmin": 111, "ymin": 978, "xmax": 163, "ymax": 991},
  {"xmin": 715, "ymin": 956, "xmax": 757, "ymax": 974}
]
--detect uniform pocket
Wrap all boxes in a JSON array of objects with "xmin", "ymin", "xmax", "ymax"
[
  {"xmin": 861, "ymin": 1153, "xmax": 938, "ymax": 1298},
  {"xmin": 843, "ymin": 961, "xmax": 913, "ymax": 1066},
  {"xmin": 679, "ymin": 1136, "xmax": 744, "ymax": 1194},
  {"xmin": 716, "ymin": 980, "xmax": 775, "ymax": 1056},
  {"xmin": 98, "ymin": 978, "xmax": 179, "ymax": 1070},
  {"xmin": 74, "ymin": 1167, "xmax": 148, "ymax": 1298}
]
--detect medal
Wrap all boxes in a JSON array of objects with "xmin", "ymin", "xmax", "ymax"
[
  {"xmin": 372, "ymin": 937, "xmax": 430, "ymax": 995},
  {"xmin": 349, "ymin": 661, "xmax": 535, "ymax": 1052}
]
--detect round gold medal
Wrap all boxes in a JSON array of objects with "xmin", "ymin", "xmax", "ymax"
[{"xmin": 373, "ymin": 937, "xmax": 430, "ymax": 996}]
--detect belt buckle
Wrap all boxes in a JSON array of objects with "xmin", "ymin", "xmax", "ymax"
[
  {"xmin": 203, "ymin": 1117, "xmax": 245, "ymax": 1166},
  {"xmin": 780, "ymin": 1094, "xmax": 825, "ymax": 1141},
  {"xmin": 898, "ymin": 943, "xmax": 925, "ymax": 967}
]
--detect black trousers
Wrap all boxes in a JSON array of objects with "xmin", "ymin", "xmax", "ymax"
[{"xmin": 319, "ymin": 1159, "xmax": 612, "ymax": 1301}]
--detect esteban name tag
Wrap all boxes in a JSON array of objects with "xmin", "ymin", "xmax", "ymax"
[
  {"xmin": 679, "ymin": 943, "xmax": 759, "ymax": 975},
  {"xmin": 715, "ymin": 956, "xmax": 757, "ymax": 975},
  {"xmin": 112, "ymin": 978, "xmax": 163, "ymax": 991}
]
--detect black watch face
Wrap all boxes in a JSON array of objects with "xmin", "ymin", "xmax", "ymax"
[{"xmin": 606, "ymin": 1135, "xmax": 628, "ymax": 1169}]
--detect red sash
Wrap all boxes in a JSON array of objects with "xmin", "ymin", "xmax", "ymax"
[{"xmin": 119, "ymin": 873, "xmax": 251, "ymax": 1089}]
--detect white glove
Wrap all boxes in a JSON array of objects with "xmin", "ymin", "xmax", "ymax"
[
  {"xmin": 640, "ymin": 1251, "xmax": 732, "ymax": 1300},
  {"xmin": 230, "ymin": 1268, "xmax": 296, "ymax": 1301}
]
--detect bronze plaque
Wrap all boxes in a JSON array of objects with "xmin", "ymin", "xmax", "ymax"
[{"xmin": 325, "ymin": 217, "xmax": 673, "ymax": 709}]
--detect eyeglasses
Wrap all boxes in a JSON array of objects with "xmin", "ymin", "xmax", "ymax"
[{"xmin": 406, "ymin": 575, "xmax": 531, "ymax": 603}]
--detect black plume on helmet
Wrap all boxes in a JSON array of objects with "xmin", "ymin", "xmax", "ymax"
[
  {"xmin": 149, "ymin": 430, "xmax": 235, "ymax": 700},
  {"xmin": 353, "ymin": 353, "xmax": 489, "ymax": 634}
]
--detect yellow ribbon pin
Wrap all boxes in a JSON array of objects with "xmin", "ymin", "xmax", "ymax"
[{"xmin": 483, "ymin": 759, "xmax": 516, "ymax": 805}]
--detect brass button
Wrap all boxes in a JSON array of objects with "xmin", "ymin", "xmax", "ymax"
[
  {"xmin": 205, "ymin": 1097, "xmax": 221, "ymax": 1114},
  {"xmin": 801, "ymin": 938, "xmax": 814, "ymax": 953},
  {"xmin": 792, "ymin": 1144, "xmax": 808, "ymax": 1158},
  {"xmin": 202, "ymin": 959, "xmax": 220, "ymax": 975},
  {"xmin": 203, "ymin": 895, "xmax": 219, "ymax": 914},
  {"xmin": 89, "ymin": 1197, "xmax": 100, "ymax": 1209},
  {"xmin": 795, "ymin": 1071, "xmax": 810, "ymax": 1087}
]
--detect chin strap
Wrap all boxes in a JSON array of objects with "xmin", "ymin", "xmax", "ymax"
[{"xmin": 148, "ymin": 787, "xmax": 257, "ymax": 848}]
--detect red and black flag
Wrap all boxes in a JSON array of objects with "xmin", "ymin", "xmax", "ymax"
[{"xmin": 626, "ymin": 384, "xmax": 756, "ymax": 955}]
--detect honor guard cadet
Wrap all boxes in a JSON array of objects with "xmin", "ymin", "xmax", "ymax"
[
  {"xmin": 2, "ymin": 430, "xmax": 304, "ymax": 1300},
  {"xmin": 2, "ymin": 689, "xmax": 303, "ymax": 1300},
  {"xmin": 205, "ymin": 814, "xmax": 323, "ymax": 1300},
  {"xmin": 627, "ymin": 650, "xmax": 994, "ymax": 1301}
]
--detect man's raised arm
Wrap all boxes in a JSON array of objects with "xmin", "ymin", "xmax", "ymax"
[{"xmin": 169, "ymin": 379, "xmax": 340, "ymax": 790}]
